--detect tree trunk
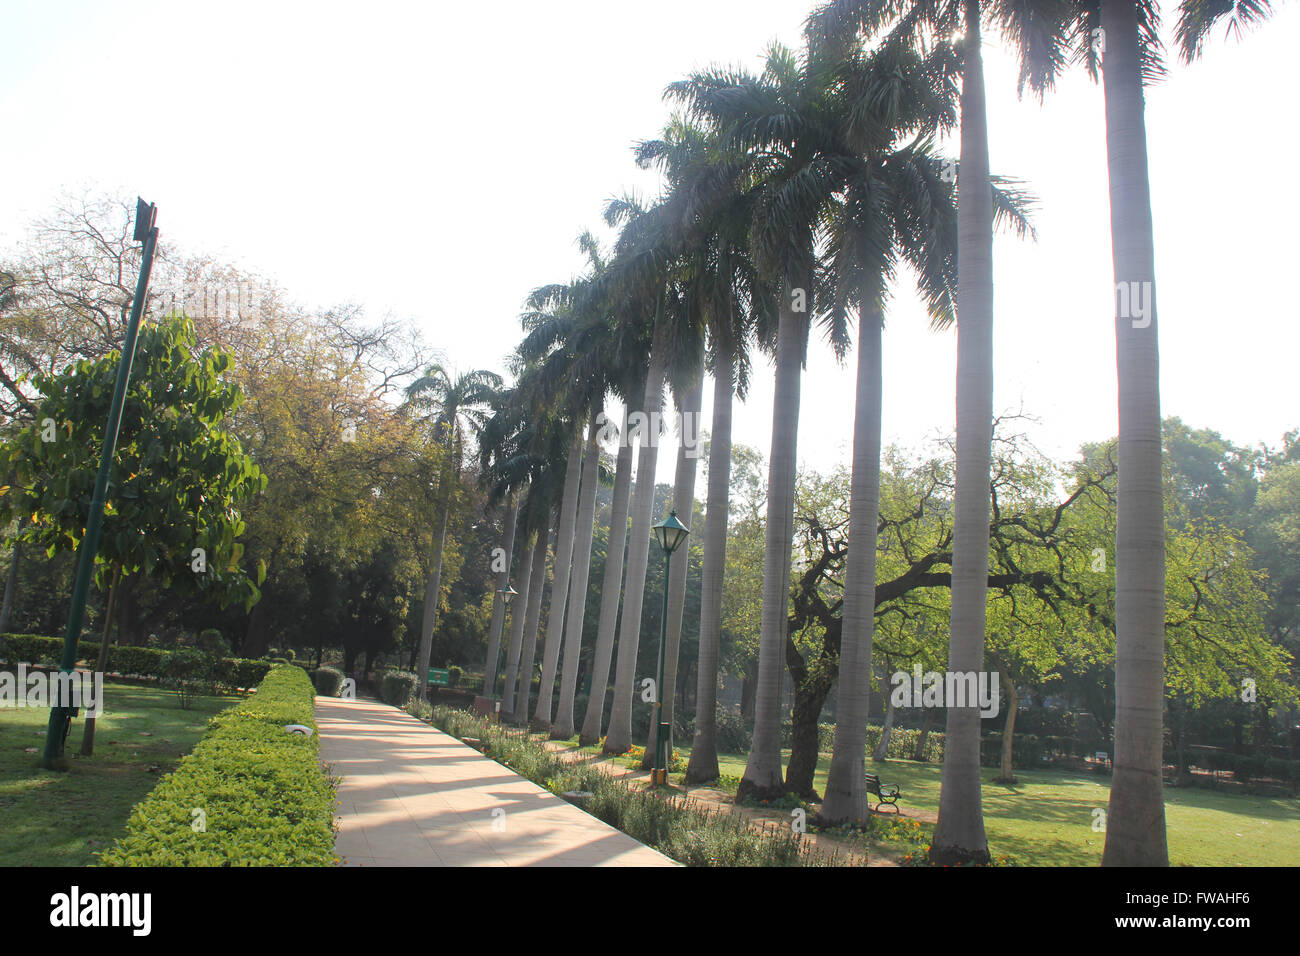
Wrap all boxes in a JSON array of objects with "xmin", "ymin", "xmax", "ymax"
[
  {"xmin": 737, "ymin": 285, "xmax": 804, "ymax": 803},
  {"xmin": 500, "ymin": 518, "xmax": 537, "ymax": 716},
  {"xmin": 482, "ymin": 492, "xmax": 519, "ymax": 700},
  {"xmin": 873, "ymin": 678, "xmax": 896, "ymax": 762},
  {"xmin": 552, "ymin": 409, "xmax": 604, "ymax": 739},
  {"xmin": 512, "ymin": 515, "xmax": 551, "ymax": 726},
  {"xmin": 80, "ymin": 566, "xmax": 121, "ymax": 756},
  {"xmin": 998, "ymin": 668, "xmax": 1019, "ymax": 784},
  {"xmin": 415, "ymin": 467, "xmax": 454, "ymax": 702},
  {"xmin": 0, "ymin": 540, "xmax": 20, "ymax": 644},
  {"xmin": 1100, "ymin": 0, "xmax": 1168, "ymax": 868},
  {"xmin": 579, "ymin": 410, "xmax": 636, "ymax": 745},
  {"xmin": 820, "ymin": 303, "xmax": 884, "ymax": 823},
  {"xmin": 783, "ymin": 652, "xmax": 836, "ymax": 800},
  {"xmin": 532, "ymin": 429, "xmax": 585, "ymax": 729},
  {"xmin": 686, "ymin": 352, "xmax": 734, "ymax": 783},
  {"xmin": 930, "ymin": 0, "xmax": 993, "ymax": 867},
  {"xmin": 914, "ymin": 708, "xmax": 936, "ymax": 762},
  {"xmin": 604, "ymin": 314, "xmax": 670, "ymax": 754},
  {"xmin": 640, "ymin": 370, "xmax": 703, "ymax": 768}
]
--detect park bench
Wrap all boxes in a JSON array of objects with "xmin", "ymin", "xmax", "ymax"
[{"xmin": 865, "ymin": 772, "xmax": 901, "ymax": 813}]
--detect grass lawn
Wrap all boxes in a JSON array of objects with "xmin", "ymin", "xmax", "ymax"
[
  {"xmin": 551, "ymin": 732, "xmax": 1296, "ymax": 866},
  {"xmin": 703, "ymin": 749, "xmax": 1298, "ymax": 866},
  {"xmin": 0, "ymin": 680, "xmax": 239, "ymax": 866}
]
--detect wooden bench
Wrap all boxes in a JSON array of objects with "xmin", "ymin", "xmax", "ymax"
[{"xmin": 866, "ymin": 772, "xmax": 901, "ymax": 813}]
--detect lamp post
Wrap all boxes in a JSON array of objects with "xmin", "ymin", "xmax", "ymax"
[
  {"xmin": 489, "ymin": 584, "xmax": 518, "ymax": 704},
  {"xmin": 650, "ymin": 509, "xmax": 689, "ymax": 786},
  {"xmin": 42, "ymin": 199, "xmax": 159, "ymax": 770}
]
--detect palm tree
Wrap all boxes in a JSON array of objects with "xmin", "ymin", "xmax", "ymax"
[
  {"xmin": 404, "ymin": 364, "xmax": 501, "ymax": 702},
  {"xmin": 1089, "ymin": 0, "xmax": 1280, "ymax": 868},
  {"xmin": 808, "ymin": 0, "xmax": 1072, "ymax": 860}
]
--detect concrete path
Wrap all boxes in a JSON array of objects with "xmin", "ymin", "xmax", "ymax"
[{"xmin": 315, "ymin": 696, "xmax": 675, "ymax": 867}]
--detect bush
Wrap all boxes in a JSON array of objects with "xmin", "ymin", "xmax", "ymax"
[
  {"xmin": 196, "ymin": 629, "xmax": 230, "ymax": 656},
  {"xmin": 422, "ymin": 705, "xmax": 849, "ymax": 867},
  {"xmin": 380, "ymin": 670, "xmax": 419, "ymax": 708},
  {"xmin": 713, "ymin": 708, "xmax": 752, "ymax": 754},
  {"xmin": 310, "ymin": 666, "xmax": 345, "ymax": 697},
  {"xmin": 163, "ymin": 649, "xmax": 214, "ymax": 710},
  {"xmin": 448, "ymin": 665, "xmax": 463, "ymax": 688},
  {"xmin": 211, "ymin": 657, "xmax": 272, "ymax": 693},
  {"xmin": 99, "ymin": 665, "xmax": 336, "ymax": 866}
]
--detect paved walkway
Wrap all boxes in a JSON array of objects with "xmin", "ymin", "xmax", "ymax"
[{"xmin": 315, "ymin": 696, "xmax": 675, "ymax": 867}]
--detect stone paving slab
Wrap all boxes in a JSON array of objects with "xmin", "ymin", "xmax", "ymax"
[{"xmin": 315, "ymin": 696, "xmax": 675, "ymax": 867}]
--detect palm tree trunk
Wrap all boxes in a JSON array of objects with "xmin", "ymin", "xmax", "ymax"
[
  {"xmin": 532, "ymin": 430, "xmax": 585, "ymax": 729},
  {"xmin": 512, "ymin": 514, "xmax": 551, "ymax": 725},
  {"xmin": 820, "ymin": 305, "xmax": 884, "ymax": 823},
  {"xmin": 481, "ymin": 492, "xmax": 518, "ymax": 700},
  {"xmin": 579, "ymin": 411, "xmax": 636, "ymax": 746},
  {"xmin": 500, "ymin": 517, "xmax": 536, "ymax": 715},
  {"xmin": 415, "ymin": 469, "xmax": 454, "ymax": 702},
  {"xmin": 737, "ymin": 286, "xmax": 805, "ymax": 803},
  {"xmin": 931, "ymin": 0, "xmax": 993, "ymax": 866},
  {"xmin": 685, "ymin": 352, "xmax": 734, "ymax": 783},
  {"xmin": 604, "ymin": 317, "xmax": 670, "ymax": 755},
  {"xmin": 552, "ymin": 407, "xmax": 604, "ymax": 739},
  {"xmin": 1100, "ymin": 0, "xmax": 1168, "ymax": 868},
  {"xmin": 639, "ymin": 371, "xmax": 703, "ymax": 768}
]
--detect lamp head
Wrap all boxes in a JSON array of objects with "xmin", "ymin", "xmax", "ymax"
[{"xmin": 652, "ymin": 509, "xmax": 690, "ymax": 555}]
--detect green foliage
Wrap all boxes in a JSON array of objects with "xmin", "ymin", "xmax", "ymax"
[
  {"xmin": 310, "ymin": 666, "xmax": 345, "ymax": 697},
  {"xmin": 0, "ymin": 314, "xmax": 266, "ymax": 610},
  {"xmin": 99, "ymin": 665, "xmax": 336, "ymax": 866},
  {"xmin": 422, "ymin": 705, "xmax": 851, "ymax": 867},
  {"xmin": 0, "ymin": 632, "xmax": 269, "ymax": 691},
  {"xmin": 379, "ymin": 670, "xmax": 419, "ymax": 707},
  {"xmin": 196, "ymin": 628, "xmax": 230, "ymax": 656}
]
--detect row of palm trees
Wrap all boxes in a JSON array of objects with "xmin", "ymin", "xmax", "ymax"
[{"xmin": 414, "ymin": 0, "xmax": 1275, "ymax": 867}]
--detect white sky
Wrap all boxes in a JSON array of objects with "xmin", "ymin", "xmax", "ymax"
[{"xmin": 3, "ymin": 1, "xmax": 1297, "ymax": 489}]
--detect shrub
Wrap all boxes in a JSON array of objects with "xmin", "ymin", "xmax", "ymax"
[
  {"xmin": 310, "ymin": 666, "xmax": 345, "ymax": 697},
  {"xmin": 713, "ymin": 708, "xmax": 752, "ymax": 754},
  {"xmin": 448, "ymin": 665, "xmax": 463, "ymax": 688},
  {"xmin": 211, "ymin": 657, "xmax": 272, "ymax": 693},
  {"xmin": 99, "ymin": 665, "xmax": 336, "ymax": 866},
  {"xmin": 380, "ymin": 670, "xmax": 419, "ymax": 708},
  {"xmin": 421, "ymin": 705, "xmax": 850, "ymax": 867},
  {"xmin": 196, "ymin": 629, "xmax": 230, "ymax": 656},
  {"xmin": 163, "ymin": 648, "xmax": 214, "ymax": 710}
]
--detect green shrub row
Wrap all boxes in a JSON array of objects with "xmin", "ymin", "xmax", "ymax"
[
  {"xmin": 99, "ymin": 665, "xmax": 337, "ymax": 866},
  {"xmin": 420, "ymin": 704, "xmax": 855, "ymax": 867},
  {"xmin": 1185, "ymin": 749, "xmax": 1300, "ymax": 784},
  {"xmin": 310, "ymin": 666, "xmax": 346, "ymax": 697},
  {"xmin": 1, "ymin": 632, "xmax": 270, "ymax": 690},
  {"xmin": 379, "ymin": 670, "xmax": 419, "ymax": 707}
]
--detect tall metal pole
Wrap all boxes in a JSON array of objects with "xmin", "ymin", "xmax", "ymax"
[
  {"xmin": 652, "ymin": 550, "xmax": 671, "ymax": 785},
  {"xmin": 41, "ymin": 200, "xmax": 158, "ymax": 771}
]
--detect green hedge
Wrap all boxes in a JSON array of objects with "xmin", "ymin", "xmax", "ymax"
[
  {"xmin": 0, "ymin": 632, "xmax": 269, "ymax": 691},
  {"xmin": 310, "ymin": 666, "xmax": 345, "ymax": 697},
  {"xmin": 99, "ymin": 665, "xmax": 336, "ymax": 866},
  {"xmin": 379, "ymin": 670, "xmax": 419, "ymax": 707}
]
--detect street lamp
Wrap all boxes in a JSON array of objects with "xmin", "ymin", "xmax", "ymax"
[
  {"xmin": 489, "ymin": 585, "xmax": 518, "ymax": 705},
  {"xmin": 650, "ymin": 510, "xmax": 689, "ymax": 785},
  {"xmin": 42, "ymin": 199, "xmax": 159, "ymax": 771}
]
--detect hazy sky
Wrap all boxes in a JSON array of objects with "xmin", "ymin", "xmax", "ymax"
[{"xmin": 3, "ymin": 1, "xmax": 1297, "ymax": 489}]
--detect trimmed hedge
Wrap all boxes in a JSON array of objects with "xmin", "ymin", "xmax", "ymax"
[
  {"xmin": 0, "ymin": 632, "xmax": 269, "ymax": 691},
  {"xmin": 99, "ymin": 665, "xmax": 336, "ymax": 866},
  {"xmin": 379, "ymin": 670, "xmax": 419, "ymax": 707},
  {"xmin": 310, "ymin": 666, "xmax": 345, "ymax": 697}
]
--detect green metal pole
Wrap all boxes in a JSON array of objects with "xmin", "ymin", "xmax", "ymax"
[
  {"xmin": 653, "ymin": 550, "xmax": 670, "ymax": 784},
  {"xmin": 41, "ymin": 212, "xmax": 157, "ymax": 771}
]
